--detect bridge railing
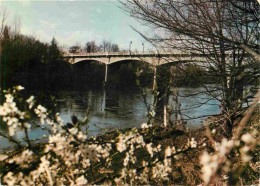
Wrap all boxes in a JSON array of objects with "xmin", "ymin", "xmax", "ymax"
[
  {"xmin": 63, "ymin": 51, "xmax": 154, "ymax": 56},
  {"xmin": 62, "ymin": 50, "xmax": 193, "ymax": 57}
]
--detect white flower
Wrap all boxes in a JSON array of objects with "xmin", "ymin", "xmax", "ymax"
[
  {"xmin": 0, "ymin": 106, "xmax": 7, "ymax": 116},
  {"xmin": 24, "ymin": 122, "xmax": 31, "ymax": 130},
  {"xmin": 8, "ymin": 127, "xmax": 15, "ymax": 136},
  {"xmin": 5, "ymin": 94, "xmax": 14, "ymax": 103},
  {"xmin": 215, "ymin": 138, "xmax": 234, "ymax": 156},
  {"xmin": 135, "ymin": 135, "xmax": 145, "ymax": 147},
  {"xmin": 34, "ymin": 105, "xmax": 47, "ymax": 114},
  {"xmin": 116, "ymin": 134, "xmax": 128, "ymax": 152},
  {"xmin": 241, "ymin": 153, "xmax": 252, "ymax": 162},
  {"xmin": 77, "ymin": 132, "xmax": 87, "ymax": 141},
  {"xmin": 223, "ymin": 175, "xmax": 229, "ymax": 180},
  {"xmin": 172, "ymin": 146, "xmax": 176, "ymax": 154},
  {"xmin": 123, "ymin": 152, "xmax": 130, "ymax": 167},
  {"xmin": 75, "ymin": 175, "xmax": 88, "ymax": 185},
  {"xmin": 149, "ymin": 110, "xmax": 156, "ymax": 117},
  {"xmin": 165, "ymin": 146, "xmax": 172, "ymax": 157},
  {"xmin": 241, "ymin": 145, "xmax": 250, "ymax": 153},
  {"xmin": 146, "ymin": 143, "xmax": 153, "ymax": 157},
  {"xmin": 20, "ymin": 176, "xmax": 34, "ymax": 186},
  {"xmin": 0, "ymin": 154, "xmax": 8, "ymax": 161},
  {"xmin": 16, "ymin": 85, "xmax": 24, "ymax": 91},
  {"xmin": 55, "ymin": 113, "xmax": 63, "ymax": 124},
  {"xmin": 38, "ymin": 156, "xmax": 50, "ymax": 173},
  {"xmin": 69, "ymin": 127, "xmax": 78, "ymax": 135},
  {"xmin": 152, "ymin": 162, "xmax": 171, "ymax": 181},
  {"xmin": 142, "ymin": 161, "xmax": 148, "ymax": 167},
  {"xmin": 14, "ymin": 149, "xmax": 33, "ymax": 165},
  {"xmin": 141, "ymin": 123, "xmax": 152, "ymax": 129},
  {"xmin": 190, "ymin": 138, "xmax": 197, "ymax": 148},
  {"xmin": 141, "ymin": 123, "xmax": 149, "ymax": 128},
  {"xmin": 26, "ymin": 96, "xmax": 35, "ymax": 109},
  {"xmin": 34, "ymin": 105, "xmax": 48, "ymax": 124},
  {"xmin": 82, "ymin": 159, "xmax": 91, "ymax": 168},
  {"xmin": 200, "ymin": 151, "xmax": 218, "ymax": 184},
  {"xmin": 3, "ymin": 172, "xmax": 16, "ymax": 186},
  {"xmin": 241, "ymin": 133, "xmax": 255, "ymax": 144},
  {"xmin": 7, "ymin": 117, "xmax": 19, "ymax": 126},
  {"xmin": 114, "ymin": 177, "xmax": 124, "ymax": 185}
]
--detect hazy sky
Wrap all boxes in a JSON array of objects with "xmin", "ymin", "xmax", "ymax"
[{"xmin": 0, "ymin": 0, "xmax": 153, "ymax": 51}]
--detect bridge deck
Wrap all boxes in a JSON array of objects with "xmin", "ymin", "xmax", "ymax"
[{"xmin": 62, "ymin": 51, "xmax": 206, "ymax": 58}]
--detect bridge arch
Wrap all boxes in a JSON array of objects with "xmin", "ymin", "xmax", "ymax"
[
  {"xmin": 72, "ymin": 58, "xmax": 108, "ymax": 65},
  {"xmin": 157, "ymin": 60, "xmax": 196, "ymax": 67},
  {"xmin": 108, "ymin": 58, "xmax": 154, "ymax": 66}
]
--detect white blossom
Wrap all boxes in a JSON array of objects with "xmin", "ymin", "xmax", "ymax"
[
  {"xmin": 5, "ymin": 94, "xmax": 14, "ymax": 103},
  {"xmin": 16, "ymin": 85, "xmax": 24, "ymax": 91},
  {"xmin": 241, "ymin": 133, "xmax": 255, "ymax": 144},
  {"xmin": 165, "ymin": 146, "xmax": 172, "ymax": 157},
  {"xmin": 141, "ymin": 123, "xmax": 152, "ymax": 129},
  {"xmin": 200, "ymin": 151, "xmax": 218, "ymax": 184},
  {"xmin": 146, "ymin": 143, "xmax": 153, "ymax": 157},
  {"xmin": 26, "ymin": 95, "xmax": 35, "ymax": 109},
  {"xmin": 75, "ymin": 175, "xmax": 88, "ymax": 185},
  {"xmin": 3, "ymin": 172, "xmax": 16, "ymax": 186},
  {"xmin": 190, "ymin": 138, "xmax": 197, "ymax": 148}
]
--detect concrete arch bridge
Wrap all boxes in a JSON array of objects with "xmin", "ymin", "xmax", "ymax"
[
  {"xmin": 63, "ymin": 51, "xmax": 207, "ymax": 66},
  {"xmin": 62, "ymin": 51, "xmax": 208, "ymax": 84}
]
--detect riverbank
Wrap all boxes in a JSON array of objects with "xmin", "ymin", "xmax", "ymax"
[
  {"xmin": 2, "ymin": 106, "xmax": 259, "ymax": 185},
  {"xmin": 0, "ymin": 86, "xmax": 258, "ymax": 185},
  {"xmin": 85, "ymin": 110, "xmax": 259, "ymax": 185}
]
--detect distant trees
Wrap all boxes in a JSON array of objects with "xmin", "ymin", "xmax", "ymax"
[
  {"xmin": 47, "ymin": 38, "xmax": 61, "ymax": 63},
  {"xmin": 68, "ymin": 40, "xmax": 120, "ymax": 54},
  {"xmin": 100, "ymin": 40, "xmax": 120, "ymax": 52},
  {"xmin": 69, "ymin": 45, "xmax": 81, "ymax": 54},
  {"xmin": 111, "ymin": 43, "xmax": 119, "ymax": 52},
  {"xmin": 85, "ymin": 41, "xmax": 98, "ymax": 53},
  {"xmin": 68, "ymin": 40, "xmax": 121, "ymax": 54},
  {"xmin": 0, "ymin": 12, "xmax": 73, "ymax": 90}
]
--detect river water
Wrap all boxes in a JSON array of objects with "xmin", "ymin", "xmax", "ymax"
[{"xmin": 0, "ymin": 86, "xmax": 220, "ymax": 152}]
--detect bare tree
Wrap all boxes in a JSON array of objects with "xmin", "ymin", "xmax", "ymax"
[
  {"xmin": 0, "ymin": 9, "xmax": 8, "ymax": 102},
  {"xmin": 120, "ymin": 0, "xmax": 259, "ymax": 135},
  {"xmin": 102, "ymin": 39, "xmax": 112, "ymax": 52},
  {"xmin": 12, "ymin": 15, "xmax": 21, "ymax": 36},
  {"xmin": 111, "ymin": 43, "xmax": 119, "ymax": 52},
  {"xmin": 84, "ymin": 41, "xmax": 95, "ymax": 53},
  {"xmin": 69, "ymin": 45, "xmax": 81, "ymax": 54}
]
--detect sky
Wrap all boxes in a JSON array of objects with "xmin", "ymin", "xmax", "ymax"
[{"xmin": 0, "ymin": 0, "xmax": 153, "ymax": 51}]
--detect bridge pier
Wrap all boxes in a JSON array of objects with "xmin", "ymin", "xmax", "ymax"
[
  {"xmin": 104, "ymin": 64, "xmax": 108, "ymax": 83},
  {"xmin": 152, "ymin": 66, "xmax": 157, "ymax": 91},
  {"xmin": 104, "ymin": 58, "xmax": 110, "ymax": 85},
  {"xmin": 164, "ymin": 104, "xmax": 167, "ymax": 127}
]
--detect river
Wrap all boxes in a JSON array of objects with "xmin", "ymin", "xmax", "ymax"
[{"xmin": 0, "ymin": 86, "xmax": 220, "ymax": 152}]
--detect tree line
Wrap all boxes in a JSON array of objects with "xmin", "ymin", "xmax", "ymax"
[
  {"xmin": 69, "ymin": 40, "xmax": 120, "ymax": 54},
  {"xmin": 0, "ymin": 11, "xmax": 72, "ymax": 92}
]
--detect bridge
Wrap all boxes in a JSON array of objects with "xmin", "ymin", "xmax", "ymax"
[
  {"xmin": 62, "ymin": 51, "xmax": 207, "ymax": 66},
  {"xmin": 62, "ymin": 51, "xmax": 208, "ymax": 85}
]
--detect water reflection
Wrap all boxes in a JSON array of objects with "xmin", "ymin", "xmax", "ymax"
[{"xmin": 0, "ymin": 87, "xmax": 220, "ymax": 152}]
